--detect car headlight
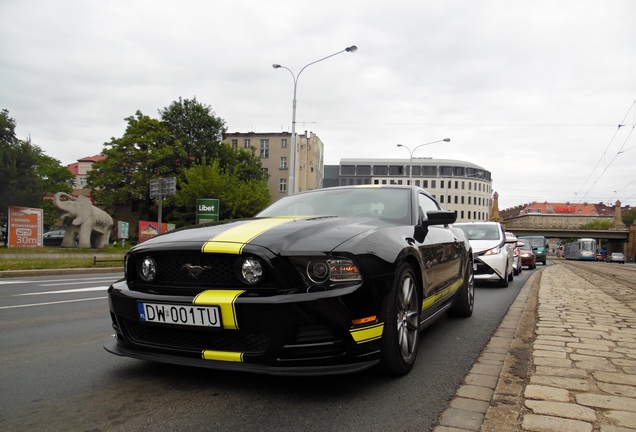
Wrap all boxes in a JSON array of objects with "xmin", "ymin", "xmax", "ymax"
[
  {"xmin": 306, "ymin": 258, "xmax": 361, "ymax": 284},
  {"xmin": 483, "ymin": 246, "xmax": 502, "ymax": 256},
  {"xmin": 138, "ymin": 256, "xmax": 158, "ymax": 282},
  {"xmin": 236, "ymin": 257, "xmax": 265, "ymax": 285}
]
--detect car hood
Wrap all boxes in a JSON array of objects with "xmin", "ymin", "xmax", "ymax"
[
  {"xmin": 132, "ymin": 216, "xmax": 384, "ymax": 255},
  {"xmin": 468, "ymin": 239, "xmax": 504, "ymax": 254}
]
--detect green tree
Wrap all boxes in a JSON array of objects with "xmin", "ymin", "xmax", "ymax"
[
  {"xmin": 0, "ymin": 109, "xmax": 73, "ymax": 220},
  {"xmin": 88, "ymin": 99, "xmax": 268, "ymax": 224},
  {"xmin": 579, "ymin": 219, "xmax": 612, "ymax": 230},
  {"xmin": 87, "ymin": 111, "xmax": 172, "ymax": 215},
  {"xmin": 623, "ymin": 207, "xmax": 636, "ymax": 227},
  {"xmin": 172, "ymin": 160, "xmax": 270, "ymax": 223}
]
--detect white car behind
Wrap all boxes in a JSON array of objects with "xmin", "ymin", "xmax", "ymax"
[{"xmin": 454, "ymin": 222, "xmax": 515, "ymax": 287}]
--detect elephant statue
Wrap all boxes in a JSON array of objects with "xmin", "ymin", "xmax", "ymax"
[{"xmin": 52, "ymin": 192, "xmax": 114, "ymax": 249}]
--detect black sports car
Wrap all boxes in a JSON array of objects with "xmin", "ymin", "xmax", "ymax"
[{"xmin": 105, "ymin": 186, "xmax": 474, "ymax": 376}]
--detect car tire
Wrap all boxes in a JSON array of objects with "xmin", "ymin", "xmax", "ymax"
[
  {"xmin": 380, "ymin": 263, "xmax": 421, "ymax": 376},
  {"xmin": 508, "ymin": 266, "xmax": 514, "ymax": 281},
  {"xmin": 499, "ymin": 266, "xmax": 509, "ymax": 287},
  {"xmin": 448, "ymin": 260, "xmax": 474, "ymax": 318}
]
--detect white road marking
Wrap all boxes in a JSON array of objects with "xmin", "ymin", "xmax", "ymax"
[
  {"xmin": 14, "ymin": 287, "xmax": 109, "ymax": 296},
  {"xmin": 0, "ymin": 296, "xmax": 107, "ymax": 310}
]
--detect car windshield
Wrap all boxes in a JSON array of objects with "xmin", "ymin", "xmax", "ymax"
[
  {"xmin": 456, "ymin": 224, "xmax": 501, "ymax": 241},
  {"xmin": 257, "ymin": 187, "xmax": 411, "ymax": 222},
  {"xmin": 519, "ymin": 242, "xmax": 532, "ymax": 250}
]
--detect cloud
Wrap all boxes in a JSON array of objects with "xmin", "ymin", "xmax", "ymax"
[{"xmin": 1, "ymin": 0, "xmax": 634, "ymax": 209}]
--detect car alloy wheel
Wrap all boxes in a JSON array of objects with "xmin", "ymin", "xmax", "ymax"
[
  {"xmin": 449, "ymin": 260, "xmax": 474, "ymax": 317},
  {"xmin": 380, "ymin": 263, "xmax": 420, "ymax": 375}
]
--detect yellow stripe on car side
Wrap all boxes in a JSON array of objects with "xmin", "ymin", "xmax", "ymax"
[
  {"xmin": 202, "ymin": 350, "xmax": 244, "ymax": 362},
  {"xmin": 421, "ymin": 278, "xmax": 463, "ymax": 311},
  {"xmin": 201, "ymin": 217, "xmax": 299, "ymax": 254},
  {"xmin": 350, "ymin": 323, "xmax": 384, "ymax": 343},
  {"xmin": 193, "ymin": 290, "xmax": 245, "ymax": 330}
]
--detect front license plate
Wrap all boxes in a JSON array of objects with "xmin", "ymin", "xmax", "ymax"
[{"xmin": 138, "ymin": 302, "xmax": 221, "ymax": 328}]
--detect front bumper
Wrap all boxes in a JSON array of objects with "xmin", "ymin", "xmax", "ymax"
[
  {"xmin": 105, "ymin": 280, "xmax": 384, "ymax": 376},
  {"xmin": 473, "ymin": 255, "xmax": 507, "ymax": 282}
]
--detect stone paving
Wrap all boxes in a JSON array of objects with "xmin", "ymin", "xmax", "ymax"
[{"xmin": 434, "ymin": 263, "xmax": 636, "ymax": 432}]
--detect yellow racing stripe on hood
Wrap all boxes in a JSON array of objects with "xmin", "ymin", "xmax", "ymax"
[{"xmin": 201, "ymin": 217, "xmax": 301, "ymax": 254}]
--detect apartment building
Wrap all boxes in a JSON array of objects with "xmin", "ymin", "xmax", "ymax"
[{"xmin": 223, "ymin": 131, "xmax": 324, "ymax": 202}]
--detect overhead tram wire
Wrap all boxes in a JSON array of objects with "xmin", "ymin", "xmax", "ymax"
[{"xmin": 575, "ymin": 98, "xmax": 636, "ymax": 203}]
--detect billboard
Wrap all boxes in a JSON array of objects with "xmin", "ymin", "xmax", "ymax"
[
  {"xmin": 138, "ymin": 220, "xmax": 175, "ymax": 243},
  {"xmin": 7, "ymin": 206, "xmax": 44, "ymax": 248},
  {"xmin": 196, "ymin": 198, "xmax": 219, "ymax": 224}
]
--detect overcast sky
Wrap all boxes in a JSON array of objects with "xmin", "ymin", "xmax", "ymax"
[{"xmin": 2, "ymin": 0, "xmax": 635, "ymax": 210}]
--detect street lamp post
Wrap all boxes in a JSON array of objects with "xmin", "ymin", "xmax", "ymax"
[
  {"xmin": 273, "ymin": 45, "xmax": 358, "ymax": 195},
  {"xmin": 397, "ymin": 138, "xmax": 451, "ymax": 185}
]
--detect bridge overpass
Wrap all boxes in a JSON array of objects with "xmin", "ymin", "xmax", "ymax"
[{"xmin": 506, "ymin": 228, "xmax": 629, "ymax": 241}]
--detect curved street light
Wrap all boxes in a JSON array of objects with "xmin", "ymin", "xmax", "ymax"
[
  {"xmin": 397, "ymin": 138, "xmax": 451, "ymax": 185},
  {"xmin": 273, "ymin": 45, "xmax": 358, "ymax": 194}
]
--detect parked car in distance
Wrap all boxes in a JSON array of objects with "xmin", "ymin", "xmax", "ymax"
[
  {"xmin": 43, "ymin": 230, "xmax": 66, "ymax": 246},
  {"xmin": 104, "ymin": 185, "xmax": 475, "ymax": 376},
  {"xmin": 505, "ymin": 232, "xmax": 522, "ymax": 276},
  {"xmin": 607, "ymin": 252, "xmax": 625, "ymax": 264},
  {"xmin": 454, "ymin": 222, "xmax": 515, "ymax": 287},
  {"xmin": 518, "ymin": 241, "xmax": 536, "ymax": 269}
]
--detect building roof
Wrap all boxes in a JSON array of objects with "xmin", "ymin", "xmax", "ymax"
[
  {"xmin": 339, "ymin": 158, "xmax": 487, "ymax": 170},
  {"xmin": 501, "ymin": 202, "xmax": 614, "ymax": 219},
  {"xmin": 77, "ymin": 154, "xmax": 105, "ymax": 162}
]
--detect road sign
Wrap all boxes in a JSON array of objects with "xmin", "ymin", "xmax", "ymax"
[
  {"xmin": 149, "ymin": 177, "xmax": 177, "ymax": 198},
  {"xmin": 8, "ymin": 206, "xmax": 43, "ymax": 248},
  {"xmin": 196, "ymin": 198, "xmax": 219, "ymax": 224}
]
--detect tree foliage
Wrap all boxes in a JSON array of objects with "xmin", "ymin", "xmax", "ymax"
[
  {"xmin": 622, "ymin": 207, "xmax": 636, "ymax": 227},
  {"xmin": 0, "ymin": 109, "xmax": 73, "ymax": 220},
  {"xmin": 579, "ymin": 219, "xmax": 613, "ymax": 230},
  {"xmin": 172, "ymin": 160, "xmax": 270, "ymax": 223},
  {"xmin": 87, "ymin": 98, "xmax": 269, "ymax": 224}
]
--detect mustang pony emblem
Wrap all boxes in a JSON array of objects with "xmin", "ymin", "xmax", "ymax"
[{"xmin": 181, "ymin": 264, "xmax": 212, "ymax": 279}]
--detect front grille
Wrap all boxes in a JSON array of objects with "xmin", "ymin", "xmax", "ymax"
[
  {"xmin": 127, "ymin": 251, "xmax": 281, "ymax": 293},
  {"xmin": 474, "ymin": 261, "xmax": 494, "ymax": 276},
  {"xmin": 122, "ymin": 318, "xmax": 270, "ymax": 353}
]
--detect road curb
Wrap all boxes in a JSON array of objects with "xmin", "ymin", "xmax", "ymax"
[{"xmin": 434, "ymin": 268, "xmax": 541, "ymax": 432}]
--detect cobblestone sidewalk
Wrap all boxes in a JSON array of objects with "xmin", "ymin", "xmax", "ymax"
[{"xmin": 436, "ymin": 264, "xmax": 636, "ymax": 432}]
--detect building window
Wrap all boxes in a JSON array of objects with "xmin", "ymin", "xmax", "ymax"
[
  {"xmin": 440, "ymin": 195, "xmax": 444, "ymax": 203},
  {"xmin": 431, "ymin": 180, "xmax": 436, "ymax": 188},
  {"xmin": 281, "ymin": 138, "xmax": 287, "ymax": 148},
  {"xmin": 389, "ymin": 165, "xmax": 404, "ymax": 176},
  {"xmin": 280, "ymin": 156, "xmax": 287, "ymax": 169},
  {"xmin": 373, "ymin": 165, "xmax": 388, "ymax": 175},
  {"xmin": 357, "ymin": 165, "xmax": 371, "ymax": 175},
  {"xmin": 231, "ymin": 139, "xmax": 238, "ymax": 148},
  {"xmin": 260, "ymin": 139, "xmax": 269, "ymax": 158},
  {"xmin": 244, "ymin": 138, "xmax": 251, "ymax": 148},
  {"xmin": 279, "ymin": 179, "xmax": 287, "ymax": 193},
  {"xmin": 460, "ymin": 211, "xmax": 464, "ymax": 219},
  {"xmin": 341, "ymin": 165, "xmax": 356, "ymax": 175},
  {"xmin": 422, "ymin": 180, "xmax": 428, "ymax": 188}
]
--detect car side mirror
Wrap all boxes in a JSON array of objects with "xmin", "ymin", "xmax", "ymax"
[{"xmin": 423, "ymin": 210, "xmax": 456, "ymax": 226}]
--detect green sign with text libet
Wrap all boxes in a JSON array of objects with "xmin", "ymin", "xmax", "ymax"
[{"xmin": 196, "ymin": 198, "xmax": 219, "ymax": 224}]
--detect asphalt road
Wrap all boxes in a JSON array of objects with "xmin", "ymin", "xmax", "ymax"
[{"xmin": 0, "ymin": 268, "xmax": 534, "ymax": 432}]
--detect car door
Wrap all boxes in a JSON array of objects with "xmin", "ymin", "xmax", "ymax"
[{"xmin": 415, "ymin": 192, "xmax": 462, "ymax": 319}]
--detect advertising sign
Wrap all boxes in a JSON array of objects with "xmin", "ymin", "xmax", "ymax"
[
  {"xmin": 138, "ymin": 220, "xmax": 175, "ymax": 243},
  {"xmin": 196, "ymin": 198, "xmax": 219, "ymax": 224},
  {"xmin": 118, "ymin": 221, "xmax": 130, "ymax": 239},
  {"xmin": 8, "ymin": 206, "xmax": 44, "ymax": 248}
]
